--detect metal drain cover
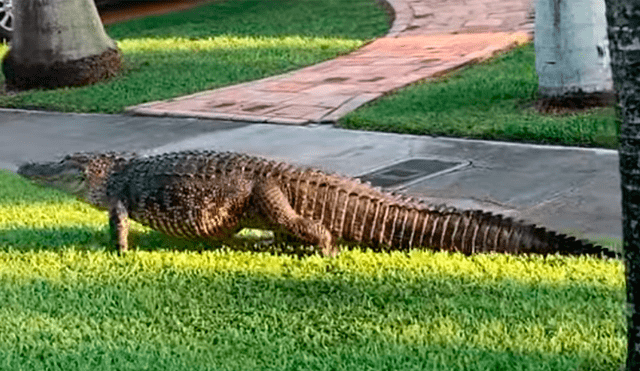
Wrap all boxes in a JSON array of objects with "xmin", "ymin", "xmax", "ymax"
[{"xmin": 357, "ymin": 158, "xmax": 466, "ymax": 188}]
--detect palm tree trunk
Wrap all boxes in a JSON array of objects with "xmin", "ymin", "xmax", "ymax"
[
  {"xmin": 535, "ymin": 0, "xmax": 615, "ymax": 112},
  {"xmin": 605, "ymin": 0, "xmax": 640, "ymax": 368},
  {"xmin": 1, "ymin": 0, "xmax": 121, "ymax": 90}
]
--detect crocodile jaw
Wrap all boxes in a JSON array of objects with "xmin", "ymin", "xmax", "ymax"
[{"xmin": 18, "ymin": 161, "xmax": 89, "ymax": 200}]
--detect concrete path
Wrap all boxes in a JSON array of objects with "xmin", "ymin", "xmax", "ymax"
[
  {"xmin": 0, "ymin": 109, "xmax": 622, "ymax": 246},
  {"xmin": 128, "ymin": 0, "xmax": 534, "ymax": 124}
]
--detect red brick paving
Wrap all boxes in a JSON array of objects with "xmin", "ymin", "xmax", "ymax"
[{"xmin": 128, "ymin": 0, "xmax": 534, "ymax": 124}]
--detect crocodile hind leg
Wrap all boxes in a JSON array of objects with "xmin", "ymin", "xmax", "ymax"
[{"xmin": 253, "ymin": 179, "xmax": 337, "ymax": 257}]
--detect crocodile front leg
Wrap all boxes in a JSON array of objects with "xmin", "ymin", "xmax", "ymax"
[
  {"xmin": 253, "ymin": 179, "xmax": 337, "ymax": 257},
  {"xmin": 109, "ymin": 199, "xmax": 130, "ymax": 253}
]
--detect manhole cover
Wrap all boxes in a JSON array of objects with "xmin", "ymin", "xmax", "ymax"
[{"xmin": 357, "ymin": 158, "xmax": 466, "ymax": 188}]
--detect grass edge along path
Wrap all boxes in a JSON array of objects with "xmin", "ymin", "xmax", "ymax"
[
  {"xmin": 0, "ymin": 0, "xmax": 389, "ymax": 113},
  {"xmin": 340, "ymin": 43, "xmax": 619, "ymax": 149},
  {"xmin": 0, "ymin": 169, "xmax": 626, "ymax": 370}
]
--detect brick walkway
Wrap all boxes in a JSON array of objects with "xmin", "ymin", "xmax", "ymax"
[{"xmin": 128, "ymin": 0, "xmax": 534, "ymax": 125}]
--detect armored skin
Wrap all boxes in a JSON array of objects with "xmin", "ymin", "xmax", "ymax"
[{"xmin": 17, "ymin": 150, "xmax": 618, "ymax": 258}]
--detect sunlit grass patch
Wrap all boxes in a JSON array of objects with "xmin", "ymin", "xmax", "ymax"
[
  {"xmin": 0, "ymin": 248, "xmax": 626, "ymax": 370},
  {"xmin": 0, "ymin": 246, "xmax": 624, "ymax": 287},
  {"xmin": 117, "ymin": 35, "xmax": 362, "ymax": 53}
]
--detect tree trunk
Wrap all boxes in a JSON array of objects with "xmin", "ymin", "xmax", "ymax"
[
  {"xmin": 535, "ymin": 0, "xmax": 615, "ymax": 113},
  {"xmin": 1, "ymin": 0, "xmax": 121, "ymax": 91},
  {"xmin": 605, "ymin": 0, "xmax": 640, "ymax": 368}
]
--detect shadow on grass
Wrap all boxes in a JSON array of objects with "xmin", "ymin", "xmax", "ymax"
[
  {"xmin": 0, "ymin": 225, "xmax": 330, "ymax": 257},
  {"xmin": 0, "ymin": 226, "xmax": 228, "ymax": 252}
]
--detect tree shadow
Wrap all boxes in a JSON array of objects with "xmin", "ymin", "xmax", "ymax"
[{"xmin": 0, "ymin": 225, "xmax": 330, "ymax": 257}]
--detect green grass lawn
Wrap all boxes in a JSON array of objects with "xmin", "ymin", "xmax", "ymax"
[
  {"xmin": 0, "ymin": 0, "xmax": 389, "ymax": 113},
  {"xmin": 340, "ymin": 43, "xmax": 620, "ymax": 149},
  {"xmin": 0, "ymin": 169, "xmax": 626, "ymax": 370}
]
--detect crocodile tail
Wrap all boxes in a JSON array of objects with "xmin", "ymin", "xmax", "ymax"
[
  {"xmin": 375, "ymin": 205, "xmax": 619, "ymax": 258},
  {"xmin": 266, "ymin": 166, "xmax": 617, "ymax": 258}
]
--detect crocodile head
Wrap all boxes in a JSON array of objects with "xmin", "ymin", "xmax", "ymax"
[{"xmin": 18, "ymin": 152, "xmax": 134, "ymax": 209}]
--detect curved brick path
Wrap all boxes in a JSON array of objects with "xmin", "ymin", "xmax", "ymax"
[{"xmin": 128, "ymin": 0, "xmax": 534, "ymax": 125}]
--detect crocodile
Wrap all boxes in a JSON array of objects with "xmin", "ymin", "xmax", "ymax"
[{"xmin": 17, "ymin": 150, "xmax": 619, "ymax": 258}]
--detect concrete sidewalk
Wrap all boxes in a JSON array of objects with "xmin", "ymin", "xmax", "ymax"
[
  {"xmin": 128, "ymin": 0, "xmax": 533, "ymax": 124},
  {"xmin": 0, "ymin": 109, "xmax": 622, "ymax": 244}
]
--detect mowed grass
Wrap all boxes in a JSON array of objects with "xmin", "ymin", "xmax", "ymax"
[
  {"xmin": 340, "ymin": 43, "xmax": 619, "ymax": 148},
  {"xmin": 0, "ymin": 170, "xmax": 626, "ymax": 370},
  {"xmin": 0, "ymin": 0, "xmax": 389, "ymax": 113}
]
